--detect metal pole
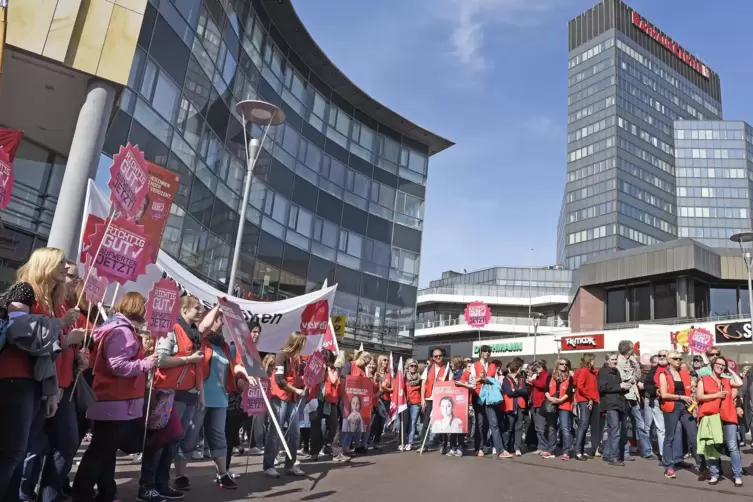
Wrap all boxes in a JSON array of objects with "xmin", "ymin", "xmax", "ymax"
[
  {"xmin": 532, "ymin": 317, "xmax": 539, "ymax": 361},
  {"xmin": 528, "ymin": 248, "xmax": 533, "ymax": 336},
  {"xmin": 227, "ymin": 136, "xmax": 260, "ymax": 295},
  {"xmin": 746, "ymin": 251, "xmax": 753, "ymax": 337}
]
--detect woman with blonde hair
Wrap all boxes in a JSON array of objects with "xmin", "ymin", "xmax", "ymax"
[
  {"xmin": 263, "ymin": 331, "xmax": 307, "ymax": 478},
  {"xmin": 370, "ymin": 355, "xmax": 393, "ymax": 449},
  {"xmin": 71, "ymin": 292, "xmax": 157, "ymax": 502},
  {"xmin": 12, "ymin": 248, "xmax": 84, "ymax": 502}
]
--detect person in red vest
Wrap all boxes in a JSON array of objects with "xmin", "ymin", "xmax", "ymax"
[
  {"xmin": 14, "ymin": 250, "xmax": 82, "ymax": 502},
  {"xmin": 544, "ymin": 358, "xmax": 575, "ymax": 460},
  {"xmin": 573, "ymin": 353, "xmax": 600, "ymax": 460},
  {"xmin": 500, "ymin": 359, "xmax": 529, "ymax": 458},
  {"xmin": 400, "ymin": 358, "xmax": 422, "ymax": 452},
  {"xmin": 418, "ymin": 347, "xmax": 449, "ymax": 453},
  {"xmin": 696, "ymin": 355, "xmax": 743, "ymax": 486},
  {"xmin": 146, "ymin": 295, "xmax": 209, "ymax": 498},
  {"xmin": 370, "ymin": 355, "xmax": 392, "ymax": 449},
  {"xmin": 71, "ymin": 292, "xmax": 157, "ymax": 502},
  {"xmin": 263, "ymin": 331, "xmax": 307, "ymax": 477},
  {"xmin": 469, "ymin": 345, "xmax": 496, "ymax": 456},
  {"xmin": 335, "ymin": 350, "xmax": 373, "ymax": 459},
  {"xmin": 527, "ymin": 360, "xmax": 550, "ymax": 455},
  {"xmin": 658, "ymin": 350, "xmax": 706, "ymax": 479}
]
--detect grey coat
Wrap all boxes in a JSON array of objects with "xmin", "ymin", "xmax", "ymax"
[{"xmin": 7, "ymin": 314, "xmax": 62, "ymax": 397}]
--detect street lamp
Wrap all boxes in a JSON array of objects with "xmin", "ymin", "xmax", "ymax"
[
  {"xmin": 529, "ymin": 312, "xmax": 543, "ymax": 361},
  {"xmin": 730, "ymin": 232, "xmax": 753, "ymax": 327},
  {"xmin": 227, "ymin": 100, "xmax": 285, "ymax": 295}
]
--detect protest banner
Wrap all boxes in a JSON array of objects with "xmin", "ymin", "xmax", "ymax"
[
  {"xmin": 145, "ymin": 277, "xmax": 180, "ymax": 338},
  {"xmin": 242, "ymin": 378, "xmax": 270, "ymax": 417},
  {"xmin": 89, "ymin": 217, "xmax": 151, "ymax": 285},
  {"xmin": 303, "ymin": 350, "xmax": 325, "ymax": 388},
  {"xmin": 109, "ymin": 143, "xmax": 149, "ymax": 218},
  {"xmin": 430, "ymin": 381, "xmax": 468, "ymax": 434},
  {"xmin": 0, "ymin": 147, "xmax": 13, "ymax": 210},
  {"xmin": 343, "ymin": 375, "xmax": 372, "ymax": 433},
  {"xmin": 80, "ymin": 179, "xmax": 338, "ymax": 355}
]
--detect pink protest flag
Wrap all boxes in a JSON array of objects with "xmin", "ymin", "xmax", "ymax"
[
  {"xmin": 390, "ymin": 357, "xmax": 407, "ymax": 422},
  {"xmin": 242, "ymin": 378, "xmax": 270, "ymax": 416},
  {"xmin": 145, "ymin": 277, "xmax": 180, "ymax": 339},
  {"xmin": 109, "ymin": 142, "xmax": 149, "ymax": 218},
  {"xmin": 318, "ymin": 318, "xmax": 340, "ymax": 354},
  {"xmin": 0, "ymin": 147, "xmax": 14, "ymax": 210},
  {"xmin": 82, "ymin": 255, "xmax": 107, "ymax": 305},
  {"xmin": 217, "ymin": 297, "xmax": 266, "ymax": 379},
  {"xmin": 90, "ymin": 217, "xmax": 151, "ymax": 285},
  {"xmin": 303, "ymin": 350, "xmax": 326, "ymax": 388}
]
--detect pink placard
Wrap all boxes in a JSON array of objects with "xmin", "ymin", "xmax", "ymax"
[
  {"xmin": 688, "ymin": 328, "xmax": 713, "ymax": 353},
  {"xmin": 303, "ymin": 350, "xmax": 326, "ymax": 388},
  {"xmin": 91, "ymin": 217, "xmax": 151, "ymax": 285},
  {"xmin": 727, "ymin": 358, "xmax": 738, "ymax": 374},
  {"xmin": 109, "ymin": 143, "xmax": 149, "ymax": 218},
  {"xmin": 83, "ymin": 258, "xmax": 107, "ymax": 305},
  {"xmin": 242, "ymin": 378, "xmax": 270, "ymax": 416},
  {"xmin": 464, "ymin": 301, "xmax": 491, "ymax": 329},
  {"xmin": 0, "ymin": 147, "xmax": 14, "ymax": 210},
  {"xmin": 217, "ymin": 297, "xmax": 266, "ymax": 379},
  {"xmin": 146, "ymin": 277, "xmax": 180, "ymax": 338}
]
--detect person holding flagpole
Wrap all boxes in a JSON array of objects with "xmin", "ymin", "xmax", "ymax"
[
  {"xmin": 370, "ymin": 355, "xmax": 392, "ymax": 449},
  {"xmin": 418, "ymin": 347, "xmax": 449, "ymax": 453}
]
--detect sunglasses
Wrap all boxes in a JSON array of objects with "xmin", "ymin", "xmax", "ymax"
[
  {"xmin": 709, "ymin": 353, "xmax": 720, "ymax": 357},
  {"xmin": 669, "ymin": 357, "xmax": 682, "ymax": 361},
  {"xmin": 432, "ymin": 354, "xmax": 442, "ymax": 358}
]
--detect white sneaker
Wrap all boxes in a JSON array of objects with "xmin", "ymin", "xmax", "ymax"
[
  {"xmin": 248, "ymin": 447, "xmax": 263, "ymax": 456},
  {"xmin": 294, "ymin": 459, "xmax": 301, "ymax": 466},
  {"xmin": 263, "ymin": 468, "xmax": 280, "ymax": 478},
  {"xmin": 131, "ymin": 453, "xmax": 142, "ymax": 464},
  {"xmin": 404, "ymin": 444, "xmax": 412, "ymax": 451},
  {"xmin": 228, "ymin": 470, "xmax": 240, "ymax": 479},
  {"xmin": 191, "ymin": 451, "xmax": 203, "ymax": 460},
  {"xmin": 492, "ymin": 448, "xmax": 497, "ymax": 455},
  {"xmin": 397, "ymin": 445, "xmax": 404, "ymax": 451}
]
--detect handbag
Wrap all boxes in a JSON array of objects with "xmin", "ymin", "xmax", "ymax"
[
  {"xmin": 73, "ymin": 373, "xmax": 97, "ymax": 413},
  {"xmin": 479, "ymin": 377, "xmax": 503, "ymax": 406},
  {"xmin": 147, "ymin": 365, "xmax": 189, "ymax": 430},
  {"xmin": 539, "ymin": 399, "xmax": 558, "ymax": 417}
]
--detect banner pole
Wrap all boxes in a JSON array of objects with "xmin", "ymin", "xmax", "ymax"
[
  {"xmin": 141, "ymin": 372, "xmax": 155, "ymax": 454},
  {"xmin": 77, "ymin": 205, "xmax": 117, "ymax": 308},
  {"xmin": 69, "ymin": 307, "xmax": 94, "ymax": 402},
  {"xmin": 400, "ymin": 410, "xmax": 404, "ymax": 449},
  {"xmin": 419, "ymin": 414, "xmax": 431, "ymax": 455},
  {"xmin": 257, "ymin": 383, "xmax": 292, "ymax": 460}
]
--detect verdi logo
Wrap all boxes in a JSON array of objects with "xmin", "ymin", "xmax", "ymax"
[{"xmin": 300, "ymin": 300, "xmax": 329, "ymax": 335}]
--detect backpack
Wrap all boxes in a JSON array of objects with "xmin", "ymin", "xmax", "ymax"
[{"xmin": 479, "ymin": 376, "xmax": 503, "ymax": 406}]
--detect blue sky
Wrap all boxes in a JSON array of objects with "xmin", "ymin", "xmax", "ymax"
[{"xmin": 294, "ymin": 0, "xmax": 753, "ymax": 286}]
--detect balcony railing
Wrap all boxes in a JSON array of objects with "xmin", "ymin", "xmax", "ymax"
[
  {"xmin": 418, "ymin": 285, "xmax": 571, "ymax": 300},
  {"xmin": 604, "ymin": 312, "xmax": 751, "ymax": 330},
  {"xmin": 415, "ymin": 315, "xmax": 569, "ymax": 331}
]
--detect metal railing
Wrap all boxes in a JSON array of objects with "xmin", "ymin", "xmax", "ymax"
[
  {"xmin": 418, "ymin": 285, "xmax": 571, "ymax": 299},
  {"xmin": 604, "ymin": 312, "xmax": 752, "ymax": 330},
  {"xmin": 415, "ymin": 315, "xmax": 569, "ymax": 330}
]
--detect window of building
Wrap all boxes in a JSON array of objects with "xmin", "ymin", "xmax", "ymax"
[
  {"xmin": 606, "ymin": 288, "xmax": 626, "ymax": 324},
  {"xmin": 710, "ymin": 286, "xmax": 737, "ymax": 316},
  {"xmin": 741, "ymin": 288, "xmax": 751, "ymax": 315},
  {"xmin": 695, "ymin": 281, "xmax": 709, "ymax": 318},
  {"xmin": 313, "ymin": 217, "xmax": 338, "ymax": 248},
  {"xmin": 287, "ymin": 205, "xmax": 313, "ymax": 238},
  {"xmin": 628, "ymin": 284, "xmax": 651, "ymax": 322},
  {"xmin": 653, "ymin": 281, "xmax": 677, "ymax": 319}
]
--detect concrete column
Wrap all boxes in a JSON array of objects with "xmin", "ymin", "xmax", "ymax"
[
  {"xmin": 677, "ymin": 277, "xmax": 688, "ymax": 318},
  {"xmin": 47, "ymin": 79, "xmax": 116, "ymax": 259}
]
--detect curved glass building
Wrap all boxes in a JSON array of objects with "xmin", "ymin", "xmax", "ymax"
[{"xmin": 100, "ymin": 0, "xmax": 452, "ymax": 351}]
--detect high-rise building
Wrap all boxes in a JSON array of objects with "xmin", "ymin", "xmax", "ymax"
[
  {"xmin": 0, "ymin": 0, "xmax": 452, "ymax": 353},
  {"xmin": 674, "ymin": 120, "xmax": 753, "ymax": 248},
  {"xmin": 559, "ymin": 0, "xmax": 723, "ymax": 269}
]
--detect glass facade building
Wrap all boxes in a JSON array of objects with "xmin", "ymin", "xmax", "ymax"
[
  {"xmin": 94, "ymin": 0, "xmax": 452, "ymax": 348},
  {"xmin": 559, "ymin": 0, "xmax": 723, "ymax": 269},
  {"xmin": 674, "ymin": 120, "xmax": 753, "ymax": 248}
]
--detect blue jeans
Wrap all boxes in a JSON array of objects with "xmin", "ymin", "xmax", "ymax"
[
  {"xmin": 625, "ymin": 400, "xmax": 653, "ymax": 457},
  {"xmin": 534, "ymin": 408, "xmax": 555, "ymax": 453},
  {"xmin": 20, "ymin": 387, "xmax": 78, "ymax": 502},
  {"xmin": 404, "ymin": 404, "xmax": 420, "ymax": 445},
  {"xmin": 557, "ymin": 410, "xmax": 574, "ymax": 455},
  {"xmin": 575, "ymin": 402, "xmax": 600, "ymax": 456},
  {"xmin": 263, "ymin": 399, "xmax": 301, "ymax": 470},
  {"xmin": 643, "ymin": 398, "xmax": 665, "ymax": 456},
  {"xmin": 180, "ymin": 406, "xmax": 228, "ymax": 460},
  {"xmin": 709, "ymin": 422, "xmax": 743, "ymax": 479},
  {"xmin": 663, "ymin": 404, "xmax": 706, "ymax": 470},
  {"xmin": 603, "ymin": 410, "xmax": 626, "ymax": 461},
  {"xmin": 172, "ymin": 400, "xmax": 198, "ymax": 461},
  {"xmin": 485, "ymin": 405, "xmax": 504, "ymax": 452}
]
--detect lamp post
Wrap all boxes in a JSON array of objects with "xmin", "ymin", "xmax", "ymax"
[
  {"xmin": 530, "ymin": 312, "xmax": 543, "ymax": 361},
  {"xmin": 227, "ymin": 100, "xmax": 285, "ymax": 296},
  {"xmin": 730, "ymin": 232, "xmax": 753, "ymax": 330}
]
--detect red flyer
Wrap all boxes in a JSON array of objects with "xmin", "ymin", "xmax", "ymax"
[
  {"xmin": 141, "ymin": 162, "xmax": 179, "ymax": 262},
  {"xmin": 242, "ymin": 378, "xmax": 270, "ymax": 417},
  {"xmin": 343, "ymin": 376, "xmax": 373, "ymax": 433},
  {"xmin": 0, "ymin": 148, "xmax": 14, "ymax": 210},
  {"xmin": 90, "ymin": 217, "xmax": 151, "ymax": 285},
  {"xmin": 109, "ymin": 143, "xmax": 149, "ymax": 218},
  {"xmin": 145, "ymin": 277, "xmax": 180, "ymax": 338}
]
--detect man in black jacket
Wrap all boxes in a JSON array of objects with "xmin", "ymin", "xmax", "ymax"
[
  {"xmin": 598, "ymin": 353, "xmax": 630, "ymax": 466},
  {"xmin": 642, "ymin": 350, "xmax": 667, "ymax": 460}
]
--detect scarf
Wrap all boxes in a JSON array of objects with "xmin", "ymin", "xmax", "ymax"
[
  {"xmin": 178, "ymin": 316, "xmax": 201, "ymax": 349},
  {"xmin": 406, "ymin": 369, "xmax": 421, "ymax": 387}
]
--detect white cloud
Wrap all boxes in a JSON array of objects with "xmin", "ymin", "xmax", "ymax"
[{"xmin": 442, "ymin": 0, "xmax": 563, "ymax": 71}]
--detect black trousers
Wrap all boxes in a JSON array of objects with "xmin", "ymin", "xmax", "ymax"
[
  {"xmin": 0, "ymin": 379, "xmax": 37, "ymax": 502},
  {"xmin": 225, "ymin": 410, "xmax": 245, "ymax": 470}
]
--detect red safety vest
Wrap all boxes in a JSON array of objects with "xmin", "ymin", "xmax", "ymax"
[
  {"xmin": 201, "ymin": 339, "xmax": 243, "ymax": 394},
  {"xmin": 698, "ymin": 375, "xmax": 737, "ymax": 424},
  {"xmin": 92, "ymin": 322, "xmax": 147, "ymax": 401},
  {"xmin": 548, "ymin": 375, "xmax": 574, "ymax": 412},
  {"xmin": 153, "ymin": 323, "xmax": 199, "ymax": 391},
  {"xmin": 659, "ymin": 369, "xmax": 691, "ymax": 413},
  {"xmin": 425, "ymin": 364, "xmax": 448, "ymax": 399},
  {"xmin": 269, "ymin": 354, "xmax": 303, "ymax": 401},
  {"xmin": 502, "ymin": 376, "xmax": 527, "ymax": 412},
  {"xmin": 473, "ymin": 360, "xmax": 496, "ymax": 394}
]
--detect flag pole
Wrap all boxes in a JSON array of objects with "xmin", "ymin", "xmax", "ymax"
[{"xmin": 0, "ymin": 0, "xmax": 7, "ymax": 92}]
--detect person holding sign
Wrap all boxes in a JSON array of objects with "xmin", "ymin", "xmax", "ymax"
[
  {"xmin": 143, "ymin": 295, "xmax": 208, "ymax": 499},
  {"xmin": 71, "ymin": 292, "xmax": 156, "ymax": 502},
  {"xmin": 336, "ymin": 351, "xmax": 373, "ymax": 460},
  {"xmin": 177, "ymin": 307, "xmax": 251, "ymax": 491},
  {"xmin": 263, "ymin": 331, "xmax": 307, "ymax": 478}
]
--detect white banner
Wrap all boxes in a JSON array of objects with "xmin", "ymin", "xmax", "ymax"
[{"xmin": 80, "ymin": 180, "xmax": 337, "ymax": 354}]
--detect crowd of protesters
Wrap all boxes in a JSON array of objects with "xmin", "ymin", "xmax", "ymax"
[{"xmin": 2, "ymin": 247, "xmax": 753, "ymax": 502}]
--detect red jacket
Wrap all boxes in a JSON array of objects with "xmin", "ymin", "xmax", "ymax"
[
  {"xmin": 531, "ymin": 370, "xmax": 549, "ymax": 408},
  {"xmin": 573, "ymin": 367, "xmax": 600, "ymax": 403}
]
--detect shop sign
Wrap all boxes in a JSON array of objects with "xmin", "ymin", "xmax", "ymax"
[
  {"xmin": 714, "ymin": 322, "xmax": 752, "ymax": 344},
  {"xmin": 631, "ymin": 11, "xmax": 710, "ymax": 79},
  {"xmin": 560, "ymin": 334, "xmax": 604, "ymax": 351},
  {"xmin": 472, "ymin": 341, "xmax": 523, "ymax": 357}
]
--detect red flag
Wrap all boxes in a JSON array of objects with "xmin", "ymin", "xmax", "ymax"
[
  {"xmin": 390, "ymin": 357, "xmax": 407, "ymax": 422},
  {"xmin": 0, "ymin": 127, "xmax": 23, "ymax": 161}
]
